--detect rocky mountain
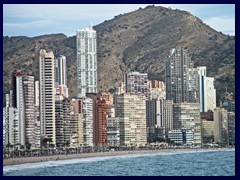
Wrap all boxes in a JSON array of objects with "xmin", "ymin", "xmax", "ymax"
[{"xmin": 3, "ymin": 5, "xmax": 235, "ymax": 104}]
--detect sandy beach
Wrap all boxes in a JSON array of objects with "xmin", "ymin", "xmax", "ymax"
[{"xmin": 3, "ymin": 148, "xmax": 228, "ymax": 167}]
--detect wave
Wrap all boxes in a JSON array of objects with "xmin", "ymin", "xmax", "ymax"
[{"xmin": 3, "ymin": 148, "xmax": 234, "ymax": 173}]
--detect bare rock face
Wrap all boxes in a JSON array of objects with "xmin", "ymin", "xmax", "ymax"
[{"xmin": 3, "ymin": 5, "xmax": 235, "ymax": 104}]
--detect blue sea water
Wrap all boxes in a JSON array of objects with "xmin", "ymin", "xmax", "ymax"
[{"xmin": 3, "ymin": 149, "xmax": 235, "ymax": 176}]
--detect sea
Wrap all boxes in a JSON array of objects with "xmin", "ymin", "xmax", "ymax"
[{"xmin": 3, "ymin": 149, "xmax": 235, "ymax": 176}]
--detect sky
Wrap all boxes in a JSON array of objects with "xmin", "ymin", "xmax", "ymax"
[{"xmin": 3, "ymin": 4, "xmax": 235, "ymax": 37}]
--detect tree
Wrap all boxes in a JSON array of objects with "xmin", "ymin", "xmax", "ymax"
[
  {"xmin": 26, "ymin": 141, "xmax": 32, "ymax": 151},
  {"xmin": 6, "ymin": 143, "xmax": 11, "ymax": 157}
]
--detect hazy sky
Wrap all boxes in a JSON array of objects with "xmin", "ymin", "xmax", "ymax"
[{"xmin": 3, "ymin": 4, "xmax": 235, "ymax": 37}]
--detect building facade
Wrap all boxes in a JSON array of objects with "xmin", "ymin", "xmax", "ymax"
[
  {"xmin": 94, "ymin": 98, "xmax": 108, "ymax": 147},
  {"xmin": 22, "ymin": 75, "xmax": 35, "ymax": 149},
  {"xmin": 168, "ymin": 129, "xmax": 193, "ymax": 145},
  {"xmin": 228, "ymin": 112, "xmax": 235, "ymax": 145},
  {"xmin": 165, "ymin": 48, "xmax": 198, "ymax": 103},
  {"xmin": 173, "ymin": 103, "xmax": 201, "ymax": 145},
  {"xmin": 197, "ymin": 66, "xmax": 216, "ymax": 112},
  {"xmin": 201, "ymin": 120, "xmax": 214, "ymax": 144},
  {"xmin": 146, "ymin": 99, "xmax": 173, "ymax": 139},
  {"xmin": 107, "ymin": 117, "xmax": 121, "ymax": 147},
  {"xmin": 39, "ymin": 49, "xmax": 56, "ymax": 145},
  {"xmin": 115, "ymin": 94, "xmax": 147, "ymax": 146},
  {"xmin": 76, "ymin": 26, "xmax": 97, "ymax": 97},
  {"xmin": 3, "ymin": 93, "xmax": 20, "ymax": 147},
  {"xmin": 70, "ymin": 99, "xmax": 85, "ymax": 147},
  {"xmin": 124, "ymin": 71, "xmax": 149, "ymax": 97},
  {"xmin": 214, "ymin": 107, "xmax": 228, "ymax": 145},
  {"xmin": 55, "ymin": 55, "xmax": 68, "ymax": 98}
]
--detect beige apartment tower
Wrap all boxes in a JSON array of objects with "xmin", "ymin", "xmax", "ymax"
[
  {"xmin": 39, "ymin": 49, "xmax": 56, "ymax": 145},
  {"xmin": 115, "ymin": 94, "xmax": 147, "ymax": 146}
]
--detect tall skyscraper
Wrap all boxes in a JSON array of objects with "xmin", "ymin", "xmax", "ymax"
[
  {"xmin": 165, "ymin": 48, "xmax": 197, "ymax": 103},
  {"xmin": 10, "ymin": 71, "xmax": 35, "ymax": 148},
  {"xmin": 76, "ymin": 26, "xmax": 97, "ymax": 98},
  {"xmin": 55, "ymin": 55, "xmax": 67, "ymax": 86},
  {"xmin": 14, "ymin": 72, "xmax": 25, "ymax": 146},
  {"xmin": 22, "ymin": 75, "xmax": 35, "ymax": 148},
  {"xmin": 55, "ymin": 55, "xmax": 68, "ymax": 98},
  {"xmin": 39, "ymin": 49, "xmax": 56, "ymax": 145},
  {"xmin": 197, "ymin": 66, "xmax": 216, "ymax": 112},
  {"xmin": 94, "ymin": 98, "xmax": 108, "ymax": 147}
]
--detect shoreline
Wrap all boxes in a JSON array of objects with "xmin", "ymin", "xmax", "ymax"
[{"xmin": 3, "ymin": 148, "xmax": 234, "ymax": 167}]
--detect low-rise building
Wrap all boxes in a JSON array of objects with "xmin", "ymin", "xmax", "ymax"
[{"xmin": 168, "ymin": 129, "xmax": 193, "ymax": 145}]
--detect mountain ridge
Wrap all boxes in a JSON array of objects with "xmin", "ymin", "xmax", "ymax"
[{"xmin": 3, "ymin": 5, "xmax": 235, "ymax": 104}]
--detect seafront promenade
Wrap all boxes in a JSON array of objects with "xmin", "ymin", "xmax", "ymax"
[{"xmin": 4, "ymin": 147, "xmax": 232, "ymax": 166}]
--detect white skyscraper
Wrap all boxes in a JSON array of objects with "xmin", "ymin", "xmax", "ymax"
[
  {"xmin": 55, "ymin": 55, "xmax": 68, "ymax": 98},
  {"xmin": 197, "ymin": 66, "xmax": 216, "ymax": 112},
  {"xmin": 76, "ymin": 26, "xmax": 97, "ymax": 98},
  {"xmin": 39, "ymin": 49, "xmax": 56, "ymax": 145},
  {"xmin": 15, "ymin": 73, "xmax": 25, "ymax": 146},
  {"xmin": 55, "ymin": 55, "xmax": 67, "ymax": 86}
]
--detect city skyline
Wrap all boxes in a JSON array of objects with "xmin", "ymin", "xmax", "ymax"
[
  {"xmin": 3, "ymin": 4, "xmax": 235, "ymax": 175},
  {"xmin": 3, "ymin": 4, "xmax": 235, "ymax": 37}
]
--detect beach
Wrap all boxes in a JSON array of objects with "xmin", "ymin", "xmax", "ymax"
[{"xmin": 3, "ymin": 148, "xmax": 226, "ymax": 167}]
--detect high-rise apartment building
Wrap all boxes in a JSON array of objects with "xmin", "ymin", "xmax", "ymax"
[
  {"xmin": 22, "ymin": 75, "xmax": 35, "ymax": 148},
  {"xmin": 55, "ymin": 55, "xmax": 67, "ymax": 86},
  {"xmin": 55, "ymin": 95, "xmax": 71, "ymax": 147},
  {"xmin": 214, "ymin": 107, "xmax": 228, "ymax": 145},
  {"xmin": 82, "ymin": 97, "xmax": 94, "ymax": 147},
  {"xmin": 124, "ymin": 71, "xmax": 149, "ymax": 97},
  {"xmin": 10, "ymin": 72, "xmax": 35, "ymax": 148},
  {"xmin": 14, "ymin": 72, "xmax": 25, "ymax": 146},
  {"xmin": 115, "ymin": 94, "xmax": 147, "ymax": 146},
  {"xmin": 71, "ymin": 98, "xmax": 94, "ymax": 147},
  {"xmin": 76, "ymin": 26, "xmax": 97, "ymax": 97},
  {"xmin": 165, "ymin": 48, "xmax": 197, "ymax": 103},
  {"xmin": 94, "ymin": 98, "xmax": 108, "ymax": 147},
  {"xmin": 55, "ymin": 55, "xmax": 68, "ymax": 98},
  {"xmin": 197, "ymin": 66, "xmax": 216, "ymax": 112},
  {"xmin": 3, "ymin": 94, "xmax": 19, "ymax": 147},
  {"xmin": 146, "ymin": 99, "xmax": 173, "ymax": 138},
  {"xmin": 107, "ymin": 117, "xmax": 121, "ymax": 147},
  {"xmin": 70, "ymin": 99, "xmax": 85, "ymax": 147},
  {"xmin": 173, "ymin": 103, "xmax": 201, "ymax": 145},
  {"xmin": 39, "ymin": 49, "xmax": 56, "ymax": 146}
]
